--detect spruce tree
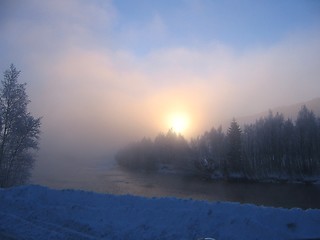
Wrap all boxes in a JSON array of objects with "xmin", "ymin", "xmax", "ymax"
[{"xmin": 226, "ymin": 118, "xmax": 242, "ymax": 178}]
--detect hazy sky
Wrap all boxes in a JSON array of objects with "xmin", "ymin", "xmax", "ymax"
[{"xmin": 1, "ymin": 0, "xmax": 320, "ymax": 179}]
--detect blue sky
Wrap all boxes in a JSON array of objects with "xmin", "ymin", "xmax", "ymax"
[
  {"xmin": 1, "ymin": 0, "xmax": 320, "ymax": 176},
  {"xmin": 112, "ymin": 0, "xmax": 320, "ymax": 54}
]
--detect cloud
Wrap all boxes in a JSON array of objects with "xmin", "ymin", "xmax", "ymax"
[
  {"xmin": 227, "ymin": 28, "xmax": 320, "ymax": 114},
  {"xmin": 1, "ymin": 0, "xmax": 115, "ymax": 58},
  {"xmin": 1, "ymin": 0, "xmax": 320, "ymax": 182}
]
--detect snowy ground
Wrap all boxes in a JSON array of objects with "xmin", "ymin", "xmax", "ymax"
[{"xmin": 0, "ymin": 185, "xmax": 320, "ymax": 240}]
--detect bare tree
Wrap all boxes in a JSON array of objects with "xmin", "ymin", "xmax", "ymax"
[{"xmin": 0, "ymin": 64, "xmax": 41, "ymax": 187}]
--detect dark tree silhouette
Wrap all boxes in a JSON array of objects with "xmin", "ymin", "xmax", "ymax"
[
  {"xmin": 226, "ymin": 119, "xmax": 242, "ymax": 177},
  {"xmin": 295, "ymin": 105, "xmax": 319, "ymax": 175},
  {"xmin": 0, "ymin": 64, "xmax": 41, "ymax": 187},
  {"xmin": 190, "ymin": 127, "xmax": 226, "ymax": 178},
  {"xmin": 116, "ymin": 129, "xmax": 193, "ymax": 173},
  {"xmin": 116, "ymin": 106, "xmax": 320, "ymax": 183}
]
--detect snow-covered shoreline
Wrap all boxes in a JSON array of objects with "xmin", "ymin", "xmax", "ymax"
[{"xmin": 0, "ymin": 185, "xmax": 320, "ymax": 240}]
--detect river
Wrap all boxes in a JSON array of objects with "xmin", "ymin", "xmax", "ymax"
[{"xmin": 33, "ymin": 165, "xmax": 320, "ymax": 209}]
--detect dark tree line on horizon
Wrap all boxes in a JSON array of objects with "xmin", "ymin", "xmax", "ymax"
[{"xmin": 116, "ymin": 106, "xmax": 320, "ymax": 183}]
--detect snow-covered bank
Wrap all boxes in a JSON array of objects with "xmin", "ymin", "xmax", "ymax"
[{"xmin": 0, "ymin": 185, "xmax": 320, "ymax": 240}]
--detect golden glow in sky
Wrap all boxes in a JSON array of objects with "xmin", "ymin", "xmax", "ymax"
[
  {"xmin": 1, "ymin": 0, "xmax": 320, "ymax": 155},
  {"xmin": 167, "ymin": 113, "xmax": 190, "ymax": 135}
]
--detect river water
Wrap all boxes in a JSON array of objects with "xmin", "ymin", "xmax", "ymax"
[
  {"xmin": 87, "ymin": 167, "xmax": 320, "ymax": 209},
  {"xmin": 34, "ymin": 165, "xmax": 320, "ymax": 210}
]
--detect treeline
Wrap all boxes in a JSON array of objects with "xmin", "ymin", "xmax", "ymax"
[
  {"xmin": 116, "ymin": 130, "xmax": 193, "ymax": 173},
  {"xmin": 115, "ymin": 106, "xmax": 320, "ymax": 183}
]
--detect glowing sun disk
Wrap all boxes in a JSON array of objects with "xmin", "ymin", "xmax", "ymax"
[{"xmin": 169, "ymin": 114, "xmax": 189, "ymax": 134}]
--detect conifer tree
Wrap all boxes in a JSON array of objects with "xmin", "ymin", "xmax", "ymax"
[{"xmin": 226, "ymin": 118, "xmax": 242, "ymax": 177}]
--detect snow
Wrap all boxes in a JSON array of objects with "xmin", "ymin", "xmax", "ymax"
[{"xmin": 0, "ymin": 185, "xmax": 320, "ymax": 240}]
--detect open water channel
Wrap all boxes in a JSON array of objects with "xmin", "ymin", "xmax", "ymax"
[{"xmin": 39, "ymin": 165, "xmax": 320, "ymax": 210}]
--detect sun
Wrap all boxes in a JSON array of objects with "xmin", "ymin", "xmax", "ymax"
[{"xmin": 168, "ymin": 113, "xmax": 189, "ymax": 134}]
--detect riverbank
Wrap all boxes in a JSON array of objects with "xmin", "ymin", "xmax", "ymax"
[{"xmin": 1, "ymin": 185, "xmax": 320, "ymax": 240}]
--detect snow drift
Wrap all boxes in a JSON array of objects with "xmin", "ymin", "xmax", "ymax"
[{"xmin": 0, "ymin": 185, "xmax": 319, "ymax": 240}]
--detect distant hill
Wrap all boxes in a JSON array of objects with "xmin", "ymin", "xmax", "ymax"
[
  {"xmin": 231, "ymin": 97, "xmax": 320, "ymax": 128},
  {"xmin": 272, "ymin": 97, "xmax": 320, "ymax": 119}
]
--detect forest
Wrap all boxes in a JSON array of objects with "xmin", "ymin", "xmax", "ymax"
[{"xmin": 116, "ymin": 106, "xmax": 320, "ymax": 183}]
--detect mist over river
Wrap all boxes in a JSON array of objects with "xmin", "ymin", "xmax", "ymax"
[{"xmin": 32, "ymin": 163, "xmax": 320, "ymax": 210}]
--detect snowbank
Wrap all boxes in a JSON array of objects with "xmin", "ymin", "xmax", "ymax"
[{"xmin": 0, "ymin": 185, "xmax": 319, "ymax": 240}]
